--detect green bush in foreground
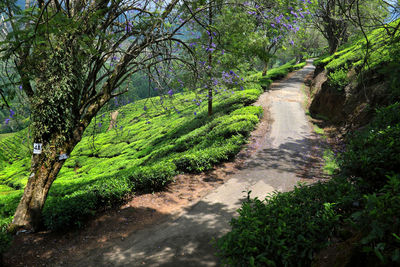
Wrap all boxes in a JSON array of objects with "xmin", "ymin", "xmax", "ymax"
[
  {"xmin": 216, "ymin": 177, "xmax": 359, "ymax": 267},
  {"xmin": 351, "ymin": 174, "xmax": 400, "ymax": 266},
  {"xmin": 339, "ymin": 103, "xmax": 400, "ymax": 191},
  {"xmin": 337, "ymin": 103, "xmax": 400, "ymax": 265}
]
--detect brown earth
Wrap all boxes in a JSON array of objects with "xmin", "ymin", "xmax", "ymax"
[{"xmin": 309, "ymin": 62, "xmax": 392, "ymax": 133}]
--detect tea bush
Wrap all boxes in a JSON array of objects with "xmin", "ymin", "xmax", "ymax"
[
  {"xmin": 351, "ymin": 174, "xmax": 400, "ymax": 265},
  {"xmin": 328, "ymin": 68, "xmax": 349, "ymax": 91},
  {"xmin": 43, "ymin": 190, "xmax": 98, "ymax": 230},
  {"xmin": 216, "ymin": 177, "xmax": 360, "ymax": 267},
  {"xmin": 339, "ymin": 103, "xmax": 400, "ymax": 191},
  {"xmin": 247, "ymin": 60, "xmax": 307, "ymax": 90},
  {"xmin": 128, "ymin": 162, "xmax": 177, "ymax": 191},
  {"xmin": 173, "ymin": 135, "xmax": 243, "ymax": 173},
  {"xmin": 336, "ymin": 103, "xmax": 400, "ymax": 264}
]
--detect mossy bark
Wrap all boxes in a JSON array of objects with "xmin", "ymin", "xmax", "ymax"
[
  {"xmin": 9, "ymin": 122, "xmax": 88, "ymax": 231},
  {"xmin": 10, "ymin": 151, "xmax": 65, "ymax": 231}
]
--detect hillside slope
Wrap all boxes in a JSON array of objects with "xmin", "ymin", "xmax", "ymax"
[{"xmin": 309, "ymin": 24, "xmax": 400, "ymax": 129}]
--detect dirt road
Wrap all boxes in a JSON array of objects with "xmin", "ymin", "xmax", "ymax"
[{"xmin": 69, "ymin": 62, "xmax": 317, "ymax": 266}]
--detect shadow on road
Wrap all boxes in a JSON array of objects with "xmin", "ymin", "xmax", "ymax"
[
  {"xmin": 74, "ymin": 201, "xmax": 235, "ymax": 266},
  {"xmin": 242, "ymin": 135, "xmax": 324, "ymax": 176}
]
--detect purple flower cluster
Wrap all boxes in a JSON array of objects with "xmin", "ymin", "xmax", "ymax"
[
  {"xmin": 268, "ymin": 2, "xmax": 312, "ymax": 46},
  {"xmin": 221, "ymin": 70, "xmax": 240, "ymax": 84},
  {"xmin": 4, "ymin": 108, "xmax": 15, "ymax": 125}
]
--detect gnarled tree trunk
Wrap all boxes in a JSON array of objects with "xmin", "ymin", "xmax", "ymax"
[
  {"xmin": 11, "ymin": 151, "xmax": 66, "ymax": 231},
  {"xmin": 10, "ymin": 122, "xmax": 86, "ymax": 232}
]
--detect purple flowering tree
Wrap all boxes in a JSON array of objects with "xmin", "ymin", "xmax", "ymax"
[{"xmin": 208, "ymin": 1, "xmax": 312, "ymax": 77}]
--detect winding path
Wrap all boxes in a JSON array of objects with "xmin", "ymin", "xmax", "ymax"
[{"xmin": 72, "ymin": 61, "xmax": 317, "ymax": 267}]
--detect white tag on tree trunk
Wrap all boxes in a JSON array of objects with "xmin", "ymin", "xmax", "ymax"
[
  {"xmin": 59, "ymin": 154, "xmax": 68, "ymax": 160},
  {"xmin": 33, "ymin": 143, "xmax": 42, "ymax": 154}
]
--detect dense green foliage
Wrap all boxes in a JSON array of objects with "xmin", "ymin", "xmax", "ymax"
[
  {"xmin": 351, "ymin": 174, "xmax": 400, "ymax": 265},
  {"xmin": 338, "ymin": 104, "xmax": 400, "ymax": 265},
  {"xmin": 216, "ymin": 178, "xmax": 359, "ymax": 266},
  {"xmin": 339, "ymin": 103, "xmax": 400, "ymax": 191},
  {"xmin": 327, "ymin": 68, "xmax": 349, "ymax": 91},
  {"xmin": 314, "ymin": 22, "xmax": 400, "ymax": 97}
]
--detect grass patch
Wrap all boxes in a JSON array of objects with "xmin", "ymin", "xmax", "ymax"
[
  {"xmin": 312, "ymin": 121, "xmax": 338, "ymax": 175},
  {"xmin": 323, "ymin": 149, "xmax": 339, "ymax": 175},
  {"xmin": 313, "ymin": 125, "xmax": 325, "ymax": 135}
]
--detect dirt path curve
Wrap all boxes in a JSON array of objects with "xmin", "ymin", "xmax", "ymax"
[{"xmin": 69, "ymin": 61, "xmax": 317, "ymax": 267}]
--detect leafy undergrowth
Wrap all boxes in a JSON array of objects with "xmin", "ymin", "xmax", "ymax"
[
  {"xmin": 216, "ymin": 177, "xmax": 360, "ymax": 267},
  {"xmin": 216, "ymin": 102, "xmax": 400, "ymax": 266},
  {"xmin": 0, "ymin": 61, "xmax": 305, "ymax": 253}
]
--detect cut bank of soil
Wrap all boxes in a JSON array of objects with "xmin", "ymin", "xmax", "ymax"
[{"xmin": 3, "ymin": 62, "xmax": 327, "ymax": 267}]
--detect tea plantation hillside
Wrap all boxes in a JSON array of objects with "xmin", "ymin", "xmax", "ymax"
[
  {"xmin": 0, "ymin": 61, "xmax": 305, "ymax": 244},
  {"xmin": 1, "ymin": 87, "xmax": 264, "ymax": 230}
]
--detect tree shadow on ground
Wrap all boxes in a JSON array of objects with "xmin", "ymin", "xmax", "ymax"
[
  {"xmin": 66, "ymin": 200, "xmax": 236, "ymax": 267},
  {"xmin": 238, "ymin": 134, "xmax": 326, "ymax": 179}
]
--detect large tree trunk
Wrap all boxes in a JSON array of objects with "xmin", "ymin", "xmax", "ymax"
[
  {"xmin": 11, "ymin": 151, "xmax": 66, "ymax": 231},
  {"xmin": 10, "ymin": 124, "xmax": 86, "ymax": 232}
]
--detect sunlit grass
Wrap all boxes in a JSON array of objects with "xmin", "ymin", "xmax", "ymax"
[
  {"xmin": 313, "ymin": 125, "xmax": 325, "ymax": 135},
  {"xmin": 322, "ymin": 149, "xmax": 339, "ymax": 175}
]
